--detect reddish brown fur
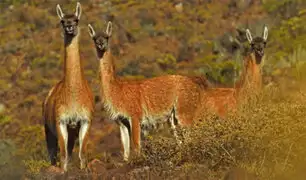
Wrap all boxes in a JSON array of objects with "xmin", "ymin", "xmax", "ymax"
[
  {"xmin": 194, "ymin": 53, "xmax": 263, "ymax": 119},
  {"xmin": 43, "ymin": 33, "xmax": 94, "ymax": 170},
  {"xmin": 97, "ymin": 49, "xmax": 209, "ymax": 159},
  {"xmin": 196, "ymin": 25, "xmax": 268, "ymax": 119},
  {"xmin": 92, "ymin": 23, "xmax": 266, "ymax": 160},
  {"xmin": 194, "ymin": 22, "xmax": 269, "ymax": 119},
  {"xmin": 235, "ymin": 54, "xmax": 262, "ymax": 98},
  {"xmin": 100, "ymin": 50, "xmax": 260, "ymax": 158},
  {"xmin": 43, "ymin": 3, "xmax": 94, "ymax": 171}
]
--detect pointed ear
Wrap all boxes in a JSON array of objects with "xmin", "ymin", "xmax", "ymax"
[
  {"xmin": 88, "ymin": 24, "xmax": 96, "ymax": 38},
  {"xmin": 75, "ymin": 2, "xmax": 82, "ymax": 20},
  {"xmin": 263, "ymin": 25, "xmax": 268, "ymax": 41},
  {"xmin": 246, "ymin": 29, "xmax": 253, "ymax": 44},
  {"xmin": 56, "ymin": 4, "xmax": 64, "ymax": 20},
  {"xmin": 106, "ymin": 21, "xmax": 112, "ymax": 37}
]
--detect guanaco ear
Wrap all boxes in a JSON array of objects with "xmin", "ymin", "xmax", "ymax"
[
  {"xmin": 88, "ymin": 24, "xmax": 96, "ymax": 38},
  {"xmin": 56, "ymin": 4, "xmax": 64, "ymax": 20},
  {"xmin": 106, "ymin": 21, "xmax": 112, "ymax": 37},
  {"xmin": 246, "ymin": 29, "xmax": 253, "ymax": 44},
  {"xmin": 263, "ymin": 25, "xmax": 268, "ymax": 41},
  {"xmin": 75, "ymin": 2, "xmax": 82, "ymax": 20}
]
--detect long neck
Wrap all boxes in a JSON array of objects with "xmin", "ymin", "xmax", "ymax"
[
  {"xmin": 99, "ymin": 50, "xmax": 116, "ymax": 100},
  {"xmin": 63, "ymin": 33, "xmax": 84, "ymax": 88},
  {"xmin": 236, "ymin": 53, "xmax": 262, "ymax": 96}
]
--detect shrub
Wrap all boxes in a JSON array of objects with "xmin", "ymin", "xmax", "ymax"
[{"xmin": 131, "ymin": 82, "xmax": 306, "ymax": 180}]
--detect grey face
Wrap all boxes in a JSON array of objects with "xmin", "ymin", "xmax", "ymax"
[
  {"xmin": 61, "ymin": 15, "xmax": 79, "ymax": 36},
  {"xmin": 246, "ymin": 26, "xmax": 268, "ymax": 64},
  {"xmin": 251, "ymin": 37, "xmax": 267, "ymax": 60},
  {"xmin": 56, "ymin": 2, "xmax": 81, "ymax": 37},
  {"xmin": 88, "ymin": 22, "xmax": 112, "ymax": 58},
  {"xmin": 93, "ymin": 33, "xmax": 110, "ymax": 52}
]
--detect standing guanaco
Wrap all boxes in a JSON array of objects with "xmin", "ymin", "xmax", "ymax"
[
  {"xmin": 87, "ymin": 22, "xmax": 210, "ymax": 161},
  {"xmin": 43, "ymin": 2, "xmax": 94, "ymax": 172},
  {"xmin": 195, "ymin": 26, "xmax": 269, "ymax": 118},
  {"xmin": 235, "ymin": 26, "xmax": 268, "ymax": 97}
]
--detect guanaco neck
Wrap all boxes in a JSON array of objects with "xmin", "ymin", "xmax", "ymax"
[
  {"xmin": 63, "ymin": 32, "xmax": 85, "ymax": 89},
  {"xmin": 236, "ymin": 53, "xmax": 262, "ymax": 97},
  {"xmin": 98, "ymin": 49, "xmax": 117, "ymax": 101}
]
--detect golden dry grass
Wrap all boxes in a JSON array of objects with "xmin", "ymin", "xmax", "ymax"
[{"xmin": 130, "ymin": 80, "xmax": 306, "ymax": 180}]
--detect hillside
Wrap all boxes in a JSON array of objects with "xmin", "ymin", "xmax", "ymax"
[{"xmin": 1, "ymin": 0, "xmax": 306, "ymax": 179}]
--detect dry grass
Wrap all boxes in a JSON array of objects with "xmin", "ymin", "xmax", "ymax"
[
  {"xmin": 129, "ymin": 80, "xmax": 306, "ymax": 180},
  {"xmin": 2, "ymin": 79, "xmax": 306, "ymax": 180}
]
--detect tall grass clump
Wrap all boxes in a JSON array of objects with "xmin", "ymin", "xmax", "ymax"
[{"xmin": 131, "ymin": 80, "xmax": 306, "ymax": 180}]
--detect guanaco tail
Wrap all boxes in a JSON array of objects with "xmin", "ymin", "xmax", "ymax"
[
  {"xmin": 88, "ymin": 22, "xmax": 210, "ymax": 161},
  {"xmin": 43, "ymin": 2, "xmax": 94, "ymax": 172}
]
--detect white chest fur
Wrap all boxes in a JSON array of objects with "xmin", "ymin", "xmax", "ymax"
[{"xmin": 59, "ymin": 103, "xmax": 90, "ymax": 127}]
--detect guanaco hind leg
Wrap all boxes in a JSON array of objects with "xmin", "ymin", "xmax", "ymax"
[
  {"xmin": 78, "ymin": 121, "xmax": 90, "ymax": 169},
  {"xmin": 44, "ymin": 124, "xmax": 58, "ymax": 165},
  {"xmin": 168, "ymin": 109, "xmax": 182, "ymax": 145}
]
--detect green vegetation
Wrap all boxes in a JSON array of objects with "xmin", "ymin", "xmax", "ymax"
[
  {"xmin": 23, "ymin": 159, "xmax": 49, "ymax": 175},
  {"xmin": 1, "ymin": 0, "xmax": 306, "ymax": 179},
  {"xmin": 0, "ymin": 115, "xmax": 12, "ymax": 126}
]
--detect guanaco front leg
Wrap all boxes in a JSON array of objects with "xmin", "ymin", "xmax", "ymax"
[
  {"xmin": 131, "ymin": 116, "xmax": 141, "ymax": 156},
  {"xmin": 58, "ymin": 121, "xmax": 69, "ymax": 172},
  {"xmin": 116, "ymin": 116, "xmax": 131, "ymax": 161},
  {"xmin": 78, "ymin": 120, "xmax": 90, "ymax": 169},
  {"xmin": 44, "ymin": 124, "xmax": 58, "ymax": 166},
  {"xmin": 119, "ymin": 121, "xmax": 130, "ymax": 161}
]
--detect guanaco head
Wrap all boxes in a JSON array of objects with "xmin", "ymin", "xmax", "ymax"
[
  {"xmin": 246, "ymin": 25, "xmax": 268, "ymax": 64},
  {"xmin": 88, "ymin": 22, "xmax": 113, "ymax": 58},
  {"xmin": 56, "ymin": 2, "xmax": 82, "ymax": 37}
]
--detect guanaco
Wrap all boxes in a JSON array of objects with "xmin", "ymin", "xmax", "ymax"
[
  {"xmin": 88, "ymin": 22, "xmax": 210, "ymax": 161},
  {"xmin": 195, "ymin": 25, "xmax": 269, "ymax": 118},
  {"xmin": 235, "ymin": 26, "xmax": 268, "ymax": 96},
  {"xmin": 43, "ymin": 2, "xmax": 94, "ymax": 172}
]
